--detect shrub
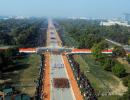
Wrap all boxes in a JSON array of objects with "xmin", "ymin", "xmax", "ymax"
[
  {"xmin": 112, "ymin": 63, "xmax": 126, "ymax": 78},
  {"xmin": 127, "ymin": 54, "xmax": 130, "ymax": 64},
  {"xmin": 123, "ymin": 75, "xmax": 130, "ymax": 86}
]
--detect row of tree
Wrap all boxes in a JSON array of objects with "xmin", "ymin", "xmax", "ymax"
[
  {"xmin": 101, "ymin": 24, "xmax": 130, "ymax": 45},
  {"xmin": 56, "ymin": 19, "xmax": 103, "ymax": 48},
  {"xmin": 0, "ymin": 18, "xmax": 47, "ymax": 47},
  {"xmin": 56, "ymin": 19, "xmax": 130, "ymax": 48}
]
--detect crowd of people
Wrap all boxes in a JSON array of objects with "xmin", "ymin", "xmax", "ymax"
[
  {"xmin": 35, "ymin": 55, "xmax": 45, "ymax": 100},
  {"xmin": 67, "ymin": 54, "xmax": 97, "ymax": 100}
]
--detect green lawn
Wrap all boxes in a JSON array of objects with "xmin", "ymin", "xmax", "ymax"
[
  {"xmin": 73, "ymin": 54, "xmax": 122, "ymax": 99},
  {"xmin": 98, "ymin": 95, "xmax": 120, "ymax": 100},
  {"xmin": 17, "ymin": 54, "xmax": 40, "ymax": 82},
  {"xmin": 15, "ymin": 54, "xmax": 40, "ymax": 96},
  {"xmin": 2, "ymin": 54, "xmax": 40, "ymax": 97}
]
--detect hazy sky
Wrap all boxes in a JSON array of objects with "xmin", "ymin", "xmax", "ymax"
[{"xmin": 0, "ymin": 0, "xmax": 130, "ymax": 18}]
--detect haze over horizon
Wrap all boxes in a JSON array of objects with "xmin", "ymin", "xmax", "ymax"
[{"xmin": 0, "ymin": 0, "xmax": 130, "ymax": 18}]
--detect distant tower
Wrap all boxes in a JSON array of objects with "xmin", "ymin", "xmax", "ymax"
[{"xmin": 124, "ymin": 13, "xmax": 130, "ymax": 21}]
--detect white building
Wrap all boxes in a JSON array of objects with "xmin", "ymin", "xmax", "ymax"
[{"xmin": 100, "ymin": 20, "xmax": 130, "ymax": 27}]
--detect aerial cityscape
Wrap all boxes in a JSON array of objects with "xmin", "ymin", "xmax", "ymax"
[{"xmin": 0, "ymin": 0, "xmax": 130, "ymax": 100}]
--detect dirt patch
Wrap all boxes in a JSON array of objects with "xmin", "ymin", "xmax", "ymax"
[
  {"xmin": 108, "ymin": 75, "xmax": 127, "ymax": 95},
  {"xmin": 117, "ymin": 58, "xmax": 129, "ymax": 65}
]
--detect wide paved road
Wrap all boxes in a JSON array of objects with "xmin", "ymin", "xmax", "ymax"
[{"xmin": 48, "ymin": 20, "xmax": 76, "ymax": 100}]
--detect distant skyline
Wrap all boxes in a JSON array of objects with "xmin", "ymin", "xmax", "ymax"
[{"xmin": 0, "ymin": 0, "xmax": 130, "ymax": 18}]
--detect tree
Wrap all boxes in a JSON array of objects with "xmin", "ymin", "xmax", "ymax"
[
  {"xmin": 92, "ymin": 44, "xmax": 102, "ymax": 59},
  {"xmin": 128, "ymin": 38, "xmax": 130, "ymax": 45},
  {"xmin": 0, "ymin": 52, "xmax": 5, "ymax": 70},
  {"xmin": 92, "ymin": 40, "xmax": 108, "ymax": 59},
  {"xmin": 98, "ymin": 40, "xmax": 109, "ymax": 50},
  {"xmin": 102, "ymin": 58, "xmax": 115, "ymax": 71},
  {"xmin": 0, "ymin": 32, "xmax": 13, "ymax": 45},
  {"xmin": 0, "ymin": 18, "xmax": 46, "ymax": 47},
  {"xmin": 112, "ymin": 63, "xmax": 126, "ymax": 78},
  {"xmin": 0, "ymin": 48, "xmax": 18, "ymax": 71},
  {"xmin": 127, "ymin": 54, "xmax": 130, "ymax": 64},
  {"xmin": 112, "ymin": 46, "xmax": 126, "ymax": 57}
]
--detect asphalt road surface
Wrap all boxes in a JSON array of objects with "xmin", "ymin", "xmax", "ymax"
[{"xmin": 48, "ymin": 20, "xmax": 75, "ymax": 100}]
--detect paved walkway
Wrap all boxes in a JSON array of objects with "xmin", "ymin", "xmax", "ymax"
[
  {"xmin": 50, "ymin": 54, "xmax": 75, "ymax": 100},
  {"xmin": 62, "ymin": 54, "xmax": 83, "ymax": 100},
  {"xmin": 42, "ymin": 53, "xmax": 50, "ymax": 100}
]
